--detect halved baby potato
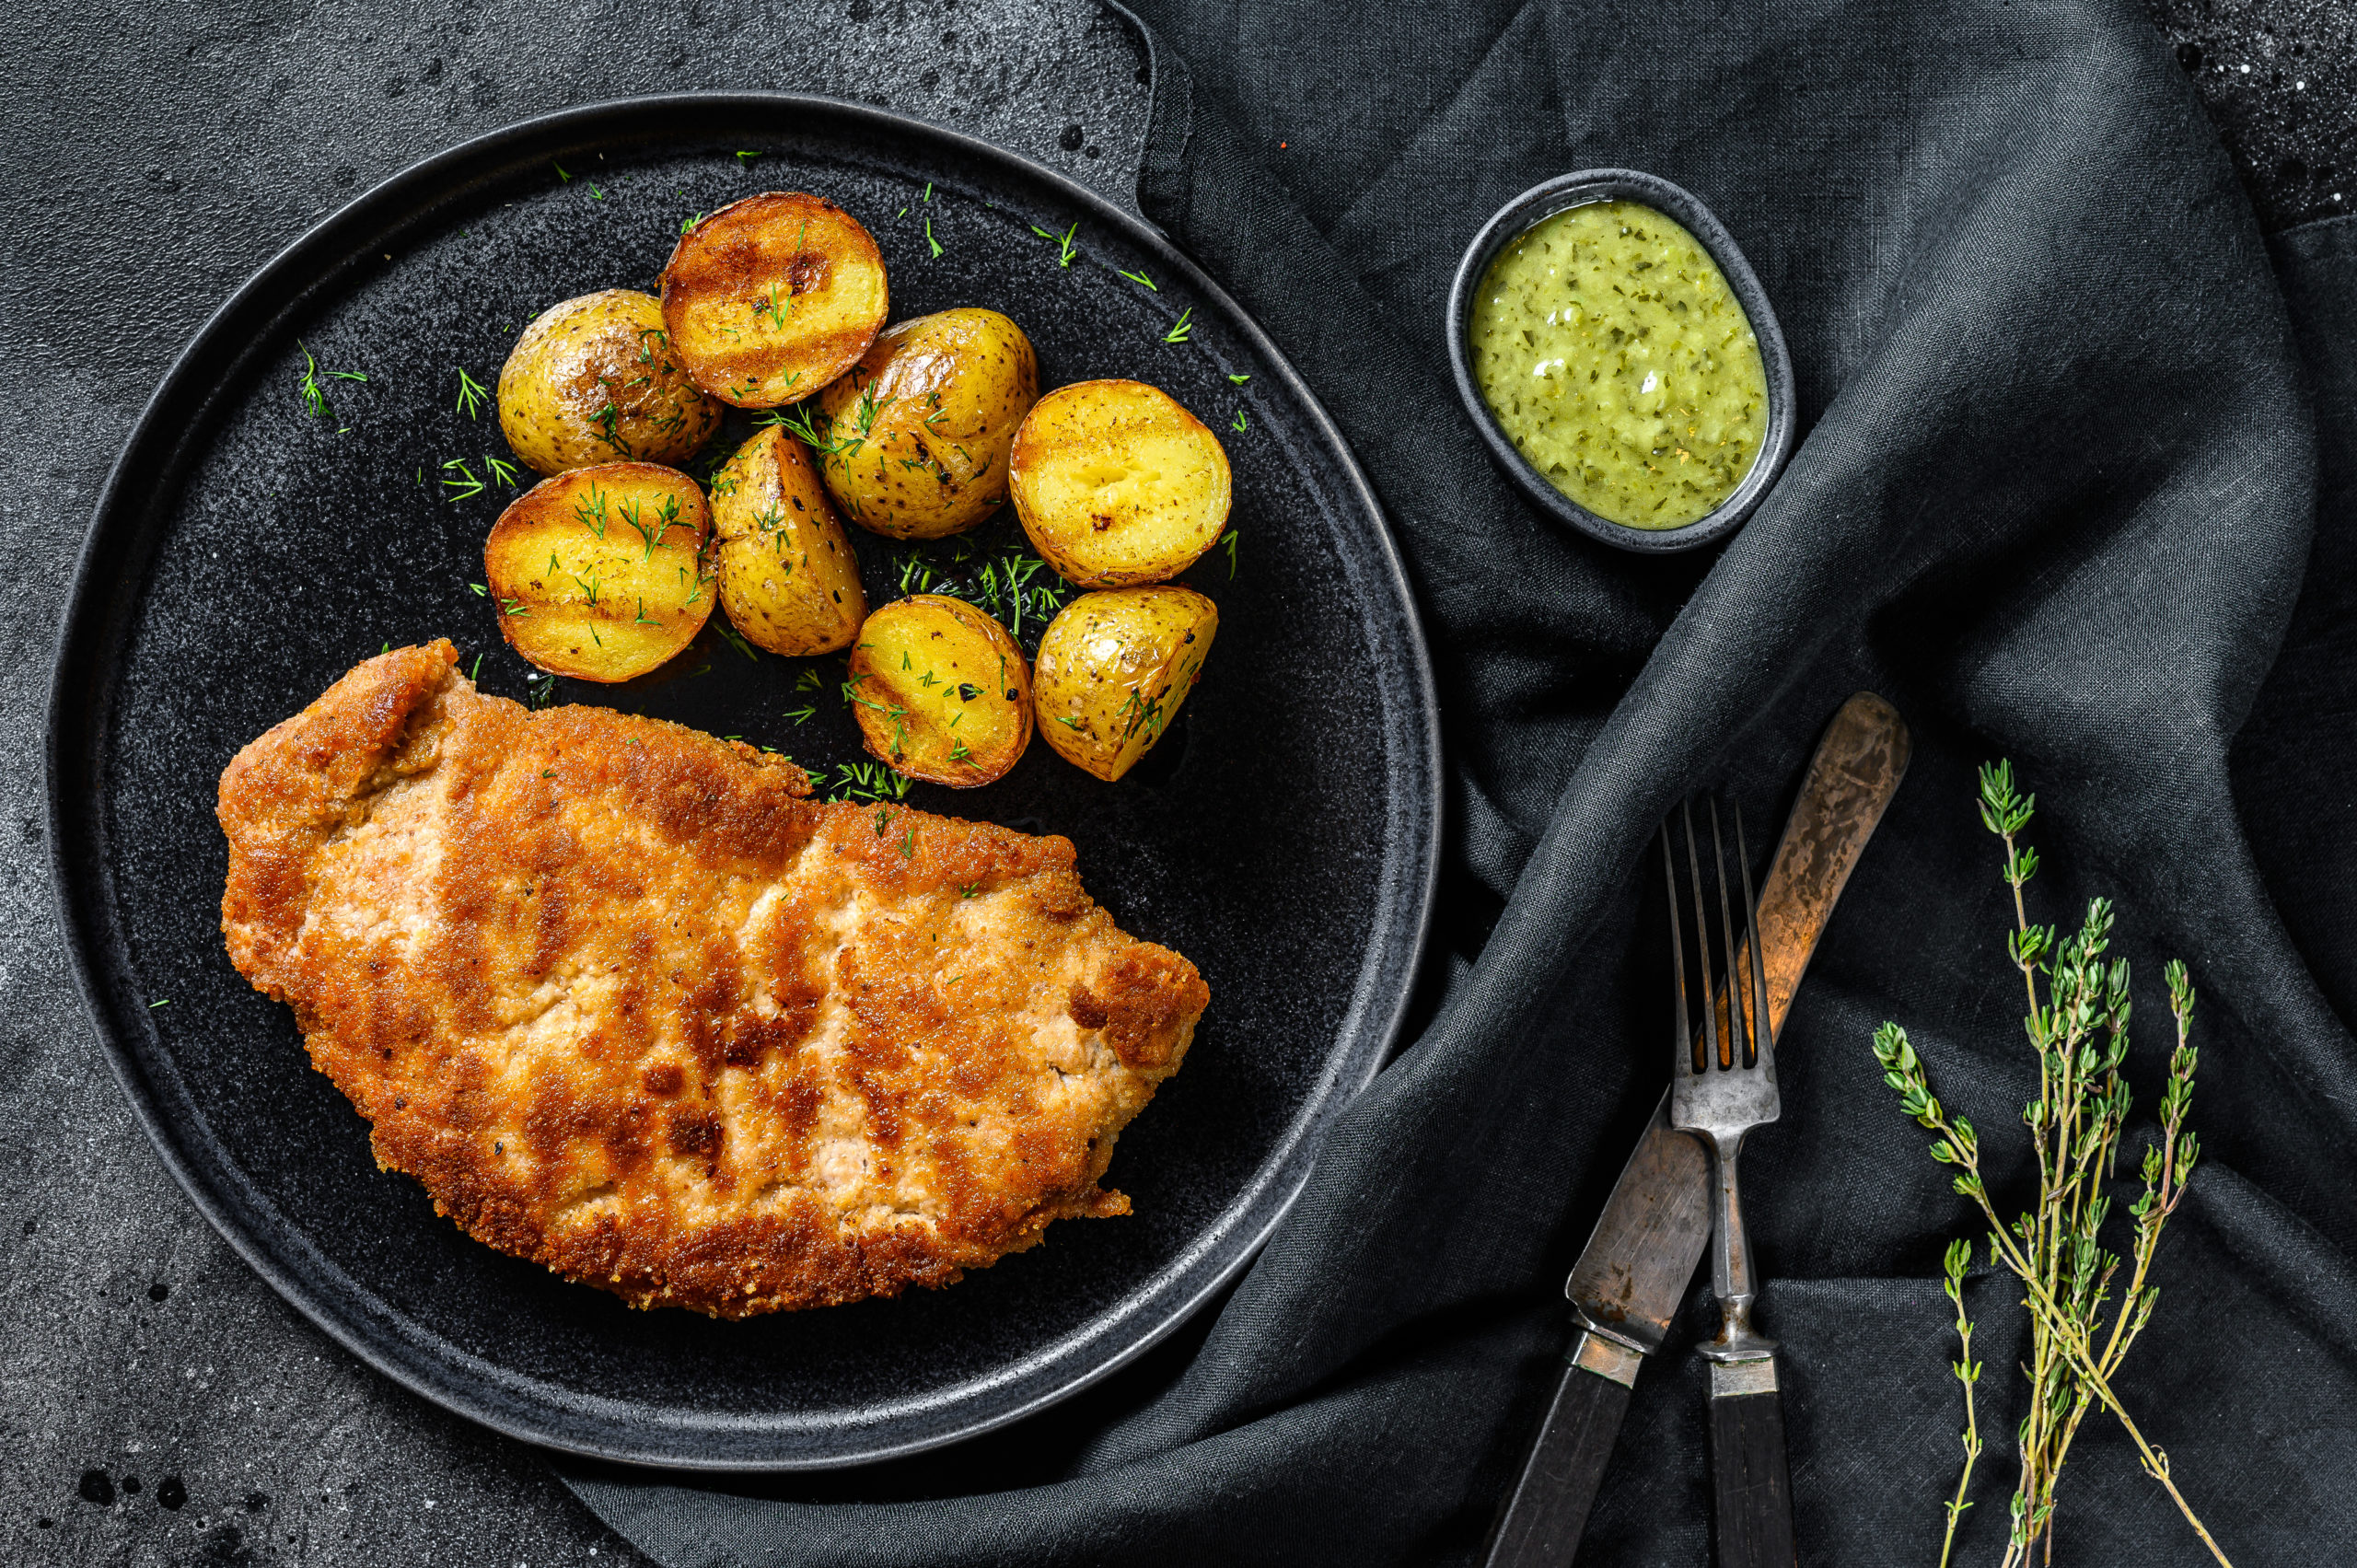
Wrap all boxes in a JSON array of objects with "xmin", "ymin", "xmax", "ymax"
[
  {"xmin": 709, "ymin": 426, "xmax": 867, "ymax": 655},
  {"xmin": 483, "ymin": 463, "xmax": 714, "ymax": 681},
  {"xmin": 660, "ymin": 192, "xmax": 888, "ymax": 408},
  {"xmin": 845, "ymin": 595, "xmax": 1032, "ymax": 786},
  {"xmin": 816, "ymin": 308, "xmax": 1039, "ymax": 540},
  {"xmin": 1032, "ymin": 587, "xmax": 1217, "ymax": 782},
  {"xmin": 1008, "ymin": 379, "xmax": 1232, "ymax": 587},
  {"xmin": 497, "ymin": 289, "xmax": 724, "ymax": 475}
]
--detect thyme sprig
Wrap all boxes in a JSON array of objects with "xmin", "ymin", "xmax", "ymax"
[
  {"xmin": 1938, "ymin": 1238, "xmax": 1984, "ymax": 1568},
  {"xmin": 1873, "ymin": 761, "xmax": 2225, "ymax": 1568}
]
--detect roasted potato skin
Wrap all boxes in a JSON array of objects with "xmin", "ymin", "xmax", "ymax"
[
  {"xmin": 709, "ymin": 426, "xmax": 867, "ymax": 656},
  {"xmin": 845, "ymin": 595, "xmax": 1032, "ymax": 786},
  {"xmin": 660, "ymin": 192, "xmax": 888, "ymax": 408},
  {"xmin": 1032, "ymin": 587, "xmax": 1217, "ymax": 782},
  {"xmin": 1008, "ymin": 380, "xmax": 1233, "ymax": 587},
  {"xmin": 496, "ymin": 290, "xmax": 724, "ymax": 475},
  {"xmin": 815, "ymin": 308, "xmax": 1039, "ymax": 540},
  {"xmin": 482, "ymin": 463, "xmax": 714, "ymax": 682}
]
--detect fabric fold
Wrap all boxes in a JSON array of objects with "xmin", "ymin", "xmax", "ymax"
[{"xmin": 564, "ymin": 4, "xmax": 2357, "ymax": 1562}]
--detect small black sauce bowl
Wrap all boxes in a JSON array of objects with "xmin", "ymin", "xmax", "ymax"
[{"xmin": 1446, "ymin": 168, "xmax": 1797, "ymax": 554}]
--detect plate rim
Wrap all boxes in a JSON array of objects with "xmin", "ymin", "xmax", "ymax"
[{"xmin": 44, "ymin": 89, "xmax": 1441, "ymax": 1471}]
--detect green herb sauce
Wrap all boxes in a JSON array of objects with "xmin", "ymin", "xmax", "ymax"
[{"xmin": 1469, "ymin": 201, "xmax": 1768, "ymax": 530}]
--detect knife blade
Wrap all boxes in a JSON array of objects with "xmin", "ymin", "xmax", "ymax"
[{"xmin": 1481, "ymin": 692, "xmax": 1911, "ymax": 1568}]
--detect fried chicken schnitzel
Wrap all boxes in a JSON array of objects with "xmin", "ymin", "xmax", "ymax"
[{"xmin": 217, "ymin": 641, "xmax": 1208, "ymax": 1317}]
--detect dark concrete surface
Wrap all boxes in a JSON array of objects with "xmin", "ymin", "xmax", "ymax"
[{"xmin": 0, "ymin": 1, "xmax": 2337, "ymax": 1564}]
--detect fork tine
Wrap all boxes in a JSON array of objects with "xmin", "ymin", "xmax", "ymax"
[
  {"xmin": 1736, "ymin": 802, "xmax": 1772, "ymax": 1070},
  {"xmin": 1708, "ymin": 798, "xmax": 1740, "ymax": 1070},
  {"xmin": 1681, "ymin": 798, "xmax": 1720, "ymax": 1075},
  {"xmin": 1663, "ymin": 824, "xmax": 1695, "ymax": 1078}
]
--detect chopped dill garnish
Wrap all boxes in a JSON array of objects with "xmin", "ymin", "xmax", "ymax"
[
  {"xmin": 553, "ymin": 163, "xmax": 571, "ymax": 182},
  {"xmin": 714, "ymin": 622, "xmax": 760, "ymax": 662},
  {"xmin": 1162, "ymin": 307, "xmax": 1194, "ymax": 345},
  {"xmin": 736, "ymin": 149, "xmax": 762, "ymax": 164},
  {"xmin": 1222, "ymin": 528, "xmax": 1241, "ymax": 577},
  {"xmin": 1117, "ymin": 267, "xmax": 1157, "ymax": 291},
  {"xmin": 1232, "ymin": 409, "xmax": 1248, "ymax": 433},
  {"xmin": 575, "ymin": 484, "xmax": 610, "ymax": 538},
  {"xmin": 680, "ymin": 211, "xmax": 705, "ymax": 235},
  {"xmin": 1228, "ymin": 373, "xmax": 1252, "ymax": 385},
  {"xmin": 483, "ymin": 453, "xmax": 521, "ymax": 489},
  {"xmin": 588, "ymin": 183, "xmax": 606, "ymax": 200},
  {"xmin": 823, "ymin": 761, "xmax": 911, "ymax": 805},
  {"xmin": 924, "ymin": 215, "xmax": 943, "ymax": 259}
]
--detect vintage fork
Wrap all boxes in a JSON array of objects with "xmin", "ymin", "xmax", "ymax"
[{"xmin": 1665, "ymin": 796, "xmax": 1798, "ymax": 1568}]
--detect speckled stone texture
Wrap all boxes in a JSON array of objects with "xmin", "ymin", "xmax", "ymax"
[
  {"xmin": 2, "ymin": 5, "xmax": 1143, "ymax": 1563},
  {"xmin": 2148, "ymin": 0, "xmax": 2357, "ymax": 227},
  {"xmin": 0, "ymin": 0, "xmax": 2336, "ymax": 1562}
]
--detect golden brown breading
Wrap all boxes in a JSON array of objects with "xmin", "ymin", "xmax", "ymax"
[{"xmin": 217, "ymin": 641, "xmax": 1207, "ymax": 1317}]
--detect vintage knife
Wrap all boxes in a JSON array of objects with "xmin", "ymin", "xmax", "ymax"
[{"xmin": 1481, "ymin": 692, "xmax": 1911, "ymax": 1568}]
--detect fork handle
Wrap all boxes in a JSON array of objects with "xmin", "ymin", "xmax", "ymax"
[
  {"xmin": 1708, "ymin": 1357, "xmax": 1797, "ymax": 1568},
  {"xmin": 1481, "ymin": 1330, "xmax": 1640, "ymax": 1568}
]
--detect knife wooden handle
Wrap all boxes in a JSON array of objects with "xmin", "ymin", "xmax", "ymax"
[
  {"xmin": 1708, "ymin": 1358, "xmax": 1797, "ymax": 1568},
  {"xmin": 1481, "ymin": 1331, "xmax": 1640, "ymax": 1568}
]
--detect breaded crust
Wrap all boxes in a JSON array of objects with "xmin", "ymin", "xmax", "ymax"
[{"xmin": 217, "ymin": 642, "xmax": 1208, "ymax": 1317}]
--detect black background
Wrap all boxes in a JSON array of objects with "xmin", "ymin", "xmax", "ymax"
[{"xmin": 0, "ymin": 1, "xmax": 2345, "ymax": 1564}]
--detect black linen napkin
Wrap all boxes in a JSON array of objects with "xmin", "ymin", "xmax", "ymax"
[{"xmin": 562, "ymin": 1, "xmax": 2357, "ymax": 1561}]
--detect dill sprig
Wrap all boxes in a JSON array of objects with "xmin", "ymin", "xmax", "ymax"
[
  {"xmin": 1162, "ymin": 307, "xmax": 1194, "ymax": 345},
  {"xmin": 1117, "ymin": 267, "xmax": 1157, "ymax": 291},
  {"xmin": 714, "ymin": 622, "xmax": 760, "ymax": 662},
  {"xmin": 924, "ymin": 214, "xmax": 944, "ymax": 259},
  {"xmin": 897, "ymin": 536, "xmax": 1071, "ymax": 639},
  {"xmin": 1872, "ymin": 761, "xmax": 2227, "ymax": 1568},
  {"xmin": 1029, "ymin": 219, "xmax": 1079, "ymax": 267},
  {"xmin": 439, "ymin": 458, "xmax": 485, "ymax": 502},
  {"xmin": 296, "ymin": 344, "xmax": 366, "ymax": 425},
  {"xmin": 825, "ymin": 760, "xmax": 911, "ymax": 805},
  {"xmin": 456, "ymin": 367, "xmax": 491, "ymax": 420}
]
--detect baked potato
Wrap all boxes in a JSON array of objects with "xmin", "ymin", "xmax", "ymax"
[
  {"xmin": 1032, "ymin": 587, "xmax": 1217, "ymax": 782},
  {"xmin": 845, "ymin": 595, "xmax": 1032, "ymax": 786},
  {"xmin": 814, "ymin": 308, "xmax": 1039, "ymax": 540},
  {"xmin": 660, "ymin": 192, "xmax": 888, "ymax": 408},
  {"xmin": 708, "ymin": 426, "xmax": 866, "ymax": 656},
  {"xmin": 482, "ymin": 462, "xmax": 714, "ymax": 681},
  {"xmin": 496, "ymin": 289, "xmax": 724, "ymax": 475},
  {"xmin": 1008, "ymin": 379, "xmax": 1232, "ymax": 587}
]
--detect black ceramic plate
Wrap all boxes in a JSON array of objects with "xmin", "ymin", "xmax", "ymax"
[{"xmin": 46, "ymin": 96, "xmax": 1437, "ymax": 1470}]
